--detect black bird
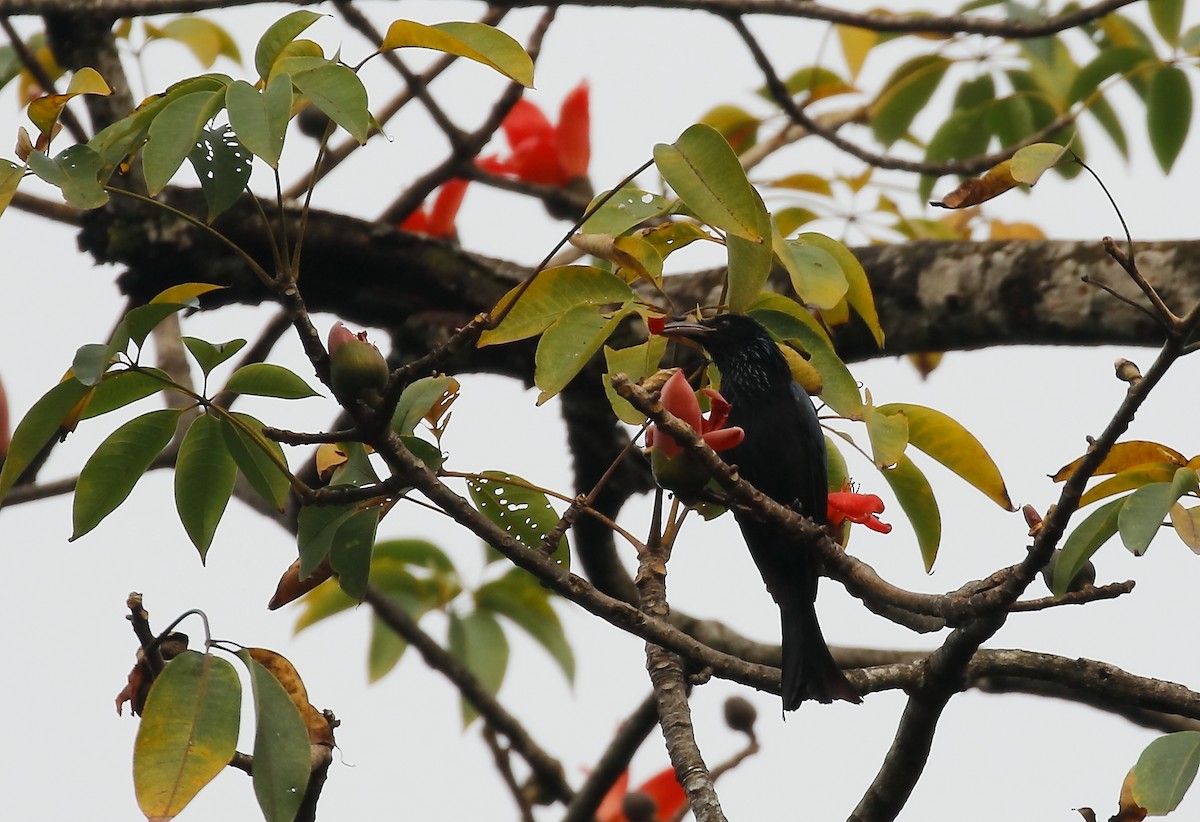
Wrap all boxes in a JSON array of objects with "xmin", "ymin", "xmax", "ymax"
[{"xmin": 662, "ymin": 313, "xmax": 860, "ymax": 708}]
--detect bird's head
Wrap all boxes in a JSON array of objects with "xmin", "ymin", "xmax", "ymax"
[{"xmin": 660, "ymin": 313, "xmax": 790, "ymax": 396}]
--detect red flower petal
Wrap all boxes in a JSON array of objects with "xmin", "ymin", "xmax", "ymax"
[
  {"xmin": 426, "ymin": 178, "xmax": 469, "ymax": 238},
  {"xmin": 635, "ymin": 767, "xmax": 687, "ymax": 821},
  {"xmin": 555, "ymin": 80, "xmax": 590, "ymax": 180},
  {"xmin": 702, "ymin": 426, "xmax": 744, "ymax": 452},
  {"xmin": 501, "ymin": 97, "xmax": 554, "ymax": 149},
  {"xmin": 660, "ymin": 370, "xmax": 702, "ymax": 432},
  {"xmin": 863, "ymin": 515, "xmax": 893, "ymax": 534},
  {"xmin": 506, "ymin": 133, "xmax": 568, "ymax": 185},
  {"xmin": 699, "ymin": 388, "xmax": 732, "ymax": 432},
  {"xmin": 595, "ymin": 770, "xmax": 632, "ymax": 822},
  {"xmin": 645, "ymin": 314, "xmax": 666, "ymax": 335}
]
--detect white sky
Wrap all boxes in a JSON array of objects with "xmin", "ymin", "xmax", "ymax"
[{"xmin": 2, "ymin": 1, "xmax": 1199, "ymax": 820}]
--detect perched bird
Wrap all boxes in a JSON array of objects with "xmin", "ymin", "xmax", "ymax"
[{"xmin": 662, "ymin": 313, "xmax": 860, "ymax": 708}]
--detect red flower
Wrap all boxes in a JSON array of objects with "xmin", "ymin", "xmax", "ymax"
[
  {"xmin": 398, "ymin": 178, "xmax": 469, "ymax": 239},
  {"xmin": 596, "ymin": 767, "xmax": 687, "ymax": 822},
  {"xmin": 646, "ymin": 370, "xmax": 744, "ymax": 458},
  {"xmin": 481, "ymin": 80, "xmax": 590, "ymax": 186},
  {"xmin": 828, "ymin": 486, "xmax": 892, "ymax": 533}
]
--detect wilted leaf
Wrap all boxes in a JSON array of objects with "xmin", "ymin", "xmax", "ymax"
[
  {"xmin": 1169, "ymin": 503, "xmax": 1200, "ymax": 553},
  {"xmin": 392, "ymin": 375, "xmax": 459, "ymax": 435},
  {"xmin": 134, "ymin": 651, "xmax": 240, "ymax": 821},
  {"xmin": 244, "ymin": 647, "xmax": 332, "ymax": 746}
]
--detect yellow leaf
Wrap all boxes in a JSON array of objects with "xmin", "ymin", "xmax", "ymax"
[
  {"xmin": 1080, "ymin": 462, "xmax": 1180, "ymax": 507},
  {"xmin": 1052, "ymin": 440, "xmax": 1188, "ymax": 482},
  {"xmin": 907, "ymin": 352, "xmax": 943, "ymax": 379},
  {"xmin": 780, "ymin": 344, "xmax": 822, "ymax": 394},
  {"xmin": 989, "ymin": 219, "xmax": 1046, "ymax": 239},
  {"xmin": 1169, "ymin": 503, "xmax": 1200, "ymax": 553},
  {"xmin": 877, "ymin": 402, "xmax": 1014, "ymax": 510},
  {"xmin": 864, "ymin": 395, "xmax": 908, "ymax": 469},
  {"xmin": 836, "ymin": 24, "xmax": 878, "ymax": 81}
]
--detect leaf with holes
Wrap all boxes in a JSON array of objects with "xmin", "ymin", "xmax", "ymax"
[
  {"xmin": 466, "ymin": 471, "xmax": 569, "ymax": 569},
  {"xmin": 187, "ymin": 125, "xmax": 251, "ymax": 220}
]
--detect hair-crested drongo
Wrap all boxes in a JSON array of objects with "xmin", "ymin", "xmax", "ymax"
[{"xmin": 661, "ymin": 313, "xmax": 860, "ymax": 708}]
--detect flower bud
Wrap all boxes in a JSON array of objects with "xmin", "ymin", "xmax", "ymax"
[{"xmin": 328, "ymin": 323, "xmax": 388, "ymax": 400}]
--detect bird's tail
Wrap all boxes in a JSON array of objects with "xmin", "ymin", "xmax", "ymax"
[{"xmin": 780, "ymin": 601, "xmax": 861, "ymax": 708}]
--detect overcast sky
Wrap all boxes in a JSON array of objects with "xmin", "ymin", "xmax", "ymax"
[{"xmin": 2, "ymin": 2, "xmax": 1199, "ymax": 820}]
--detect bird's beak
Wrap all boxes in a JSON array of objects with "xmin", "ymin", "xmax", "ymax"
[{"xmin": 659, "ymin": 320, "xmax": 712, "ymax": 342}]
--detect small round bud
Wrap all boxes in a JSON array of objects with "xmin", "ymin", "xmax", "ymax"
[
  {"xmin": 622, "ymin": 791, "xmax": 658, "ymax": 822},
  {"xmin": 723, "ymin": 695, "xmax": 758, "ymax": 736},
  {"xmin": 1114, "ymin": 358, "xmax": 1142, "ymax": 385}
]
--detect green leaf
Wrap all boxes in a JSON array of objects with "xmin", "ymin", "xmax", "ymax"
[
  {"xmin": 296, "ymin": 502, "xmax": 357, "ymax": 578},
  {"xmin": 227, "ymin": 76, "xmax": 290, "ymax": 168},
  {"xmin": 329, "ymin": 508, "xmax": 379, "ymax": 601},
  {"xmin": 1118, "ymin": 468, "xmax": 1198, "ymax": 556},
  {"xmin": 1010, "ymin": 142, "xmax": 1070, "ymax": 185},
  {"xmin": 881, "ymin": 455, "xmax": 941, "ymax": 572},
  {"xmin": 123, "ymin": 303, "xmax": 189, "ymax": 347},
  {"xmin": 725, "ymin": 190, "xmax": 773, "ymax": 312},
  {"xmin": 1054, "ymin": 497, "xmax": 1126, "ymax": 595},
  {"xmin": 72, "ymin": 408, "xmax": 181, "ymax": 540},
  {"xmin": 1147, "ymin": 65, "xmax": 1192, "ymax": 173},
  {"xmin": 1184, "ymin": 24, "xmax": 1200, "ymax": 57},
  {"xmin": 233, "ymin": 653, "xmax": 310, "ymax": 822},
  {"xmin": 392, "ymin": 375, "xmax": 457, "ymax": 435},
  {"xmin": 255, "ymin": 10, "xmax": 323, "ymax": 79},
  {"xmin": 175, "ymin": 413, "xmax": 238, "ymax": 559},
  {"xmin": 602, "ymin": 336, "xmax": 669, "ymax": 425},
  {"xmin": 224, "ymin": 363, "xmax": 320, "ymax": 399},
  {"xmin": 467, "ymin": 471, "xmax": 569, "ymax": 569},
  {"xmin": 220, "ymin": 412, "xmax": 291, "ymax": 512},
  {"xmin": 134, "ymin": 651, "xmax": 241, "ymax": 821},
  {"xmin": 25, "ymin": 145, "xmax": 108, "ymax": 208},
  {"xmin": 774, "ymin": 231, "xmax": 849, "ymax": 310},
  {"xmin": 476, "ymin": 568, "xmax": 575, "ymax": 683},
  {"xmin": 187, "ymin": 125, "xmax": 252, "ymax": 221},
  {"xmin": 144, "ymin": 89, "xmax": 227, "ymax": 195},
  {"xmin": 534, "ymin": 303, "xmax": 633, "ymax": 404},
  {"xmin": 748, "ymin": 301, "xmax": 863, "ymax": 416},
  {"xmin": 448, "ymin": 610, "xmax": 509, "ymax": 727},
  {"xmin": 580, "ymin": 186, "xmax": 673, "ymax": 236},
  {"xmin": 869, "ymin": 55, "xmax": 951, "ymax": 145},
  {"xmin": 1129, "ymin": 731, "xmax": 1200, "ymax": 814},
  {"xmin": 0, "ymin": 159, "xmax": 22, "ymax": 219},
  {"xmin": 381, "ymin": 20, "xmax": 534, "ymax": 87},
  {"xmin": 0, "ymin": 377, "xmax": 91, "ymax": 502},
  {"xmin": 1148, "ymin": 0, "xmax": 1185, "ymax": 46},
  {"xmin": 653, "ymin": 123, "xmax": 768, "ymax": 242},
  {"xmin": 479, "ymin": 266, "xmax": 635, "ymax": 347},
  {"xmin": 875, "ymin": 403, "xmax": 1014, "ymax": 510},
  {"xmin": 864, "ymin": 400, "xmax": 908, "ymax": 469},
  {"xmin": 986, "ymin": 95, "xmax": 1034, "ymax": 148},
  {"xmin": 368, "ymin": 611, "xmax": 410, "ymax": 682},
  {"xmin": 291, "ymin": 62, "xmax": 369, "ymax": 145},
  {"xmin": 71, "ymin": 342, "xmax": 117, "ymax": 387},
  {"xmin": 182, "ymin": 337, "xmax": 247, "ymax": 377},
  {"xmin": 80, "ymin": 369, "xmax": 169, "ymax": 419},
  {"xmin": 1067, "ymin": 47, "xmax": 1152, "ymax": 105},
  {"xmin": 1080, "ymin": 462, "xmax": 1180, "ymax": 507}
]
